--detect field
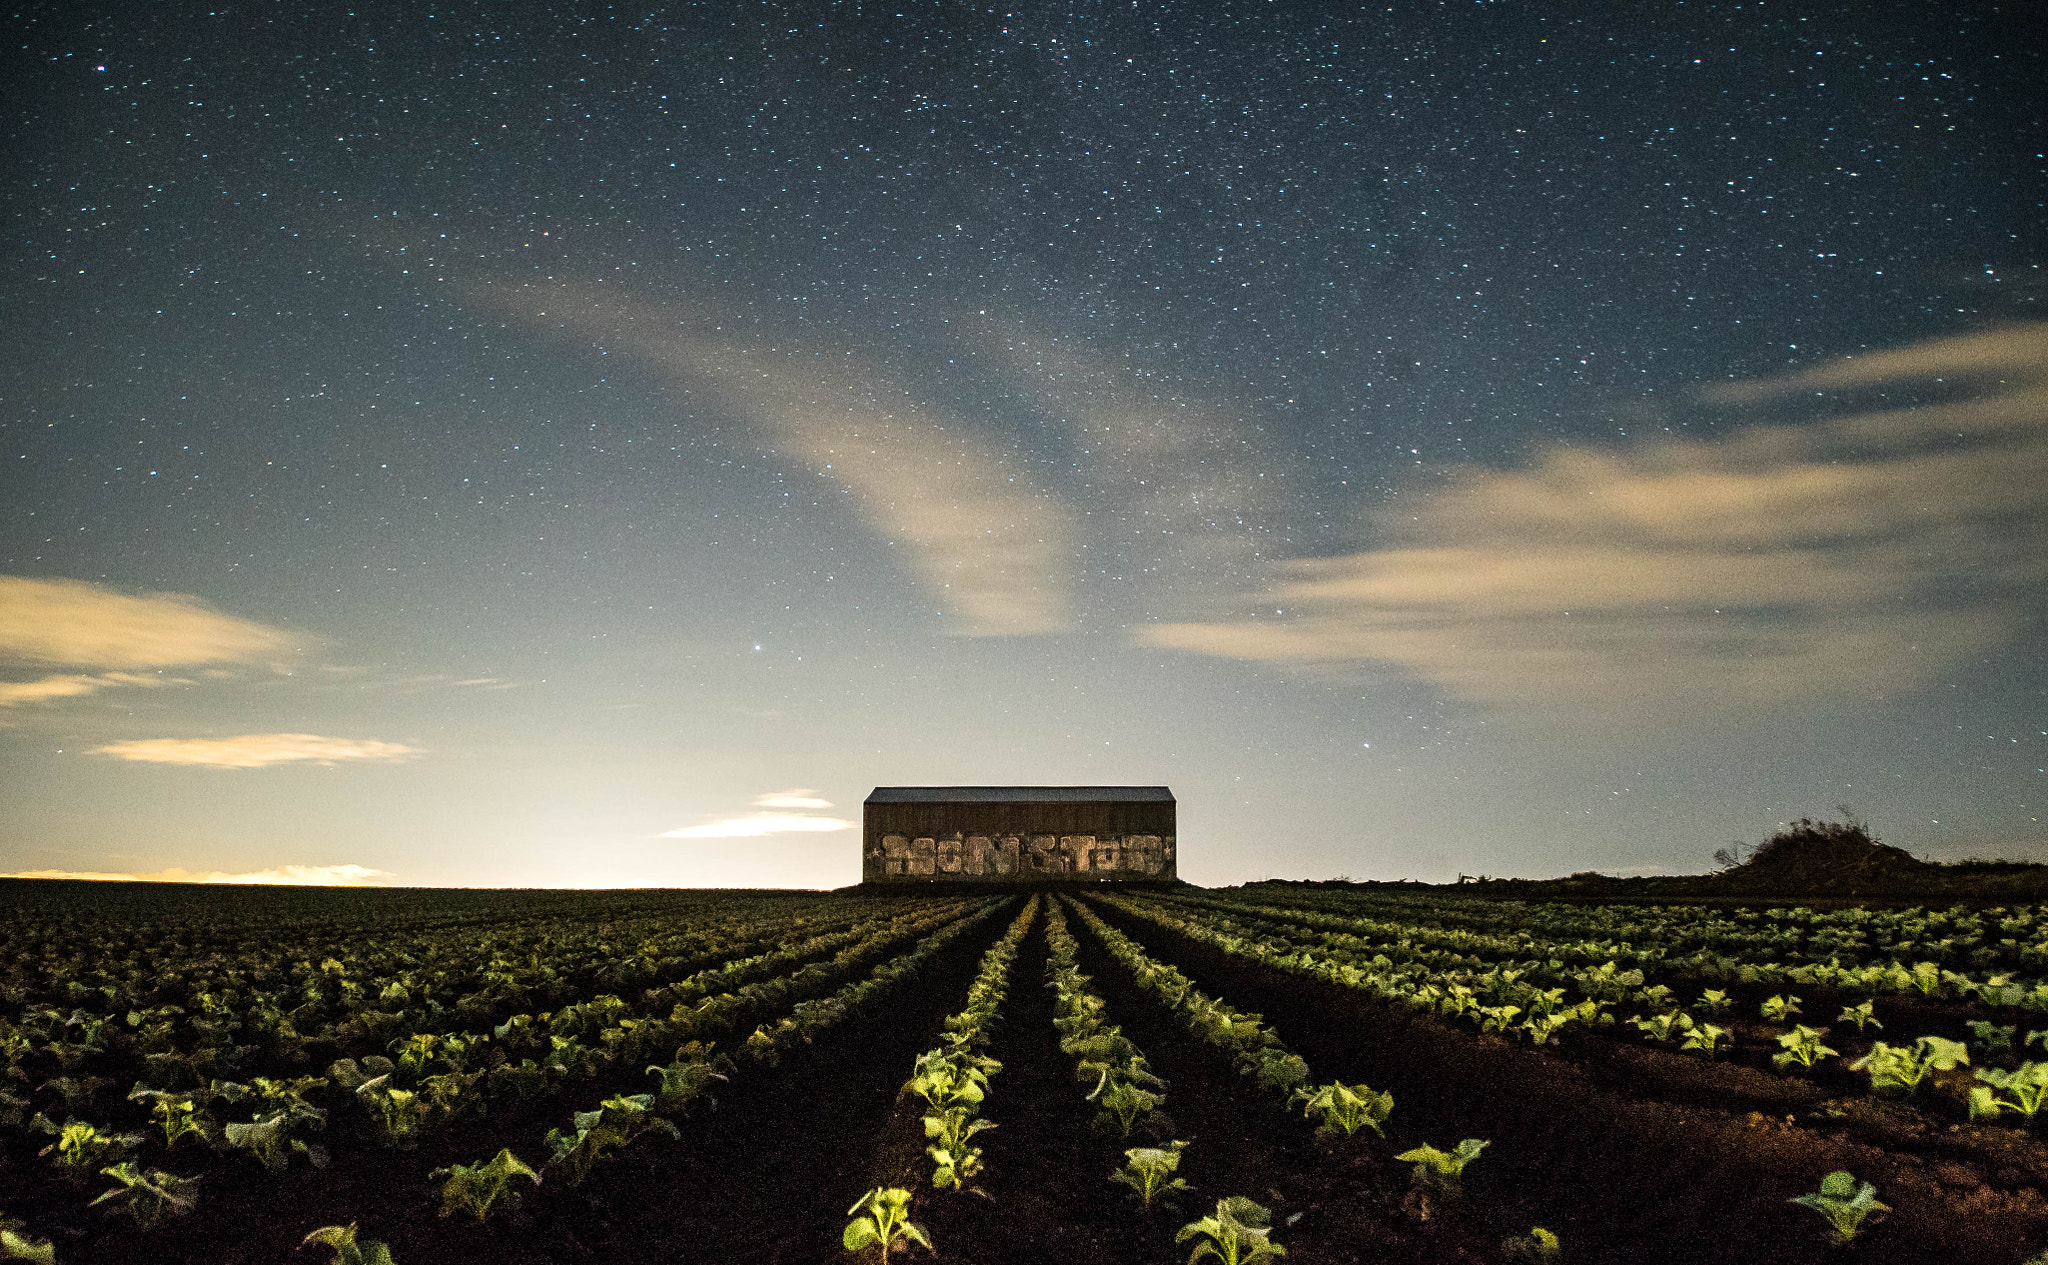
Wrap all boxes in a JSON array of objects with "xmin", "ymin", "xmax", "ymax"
[{"xmin": 4, "ymin": 878, "xmax": 2048, "ymax": 1264}]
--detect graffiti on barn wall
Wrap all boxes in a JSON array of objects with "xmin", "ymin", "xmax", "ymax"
[{"xmin": 865, "ymin": 833, "xmax": 1175, "ymax": 881}]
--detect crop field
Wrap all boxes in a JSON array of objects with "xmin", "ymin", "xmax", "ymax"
[{"xmin": 4, "ymin": 879, "xmax": 2048, "ymax": 1264}]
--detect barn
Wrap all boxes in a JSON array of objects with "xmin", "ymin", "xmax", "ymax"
[{"xmin": 861, "ymin": 786, "xmax": 1176, "ymax": 884}]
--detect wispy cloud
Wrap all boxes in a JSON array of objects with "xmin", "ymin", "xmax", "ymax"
[
  {"xmin": 0, "ymin": 671, "xmax": 186, "ymax": 707},
  {"xmin": 662, "ymin": 812, "xmax": 856, "ymax": 839},
  {"xmin": 753, "ymin": 789, "xmax": 835, "ymax": 809},
  {"xmin": 0, "ymin": 576, "xmax": 298, "ymax": 669},
  {"xmin": 91, "ymin": 733, "xmax": 424, "ymax": 768},
  {"xmin": 1143, "ymin": 324, "xmax": 2048, "ymax": 711},
  {"xmin": 0, "ymin": 863, "xmax": 395, "ymax": 886},
  {"xmin": 0, "ymin": 576, "xmax": 299, "ymax": 705},
  {"xmin": 475, "ymin": 282, "xmax": 1074, "ymax": 636}
]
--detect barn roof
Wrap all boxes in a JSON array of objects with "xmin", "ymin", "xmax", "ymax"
[{"xmin": 866, "ymin": 785, "xmax": 1173, "ymax": 804}]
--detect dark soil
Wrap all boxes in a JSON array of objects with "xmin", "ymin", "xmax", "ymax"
[{"xmin": 1084, "ymin": 895, "xmax": 2048, "ymax": 1265}]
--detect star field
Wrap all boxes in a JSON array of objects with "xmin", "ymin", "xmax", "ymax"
[{"xmin": 1, "ymin": 0, "xmax": 2042, "ymax": 887}]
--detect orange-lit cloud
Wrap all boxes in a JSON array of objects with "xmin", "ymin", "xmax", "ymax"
[
  {"xmin": 0, "ymin": 576, "xmax": 298, "ymax": 669},
  {"xmin": 0, "ymin": 671, "xmax": 186, "ymax": 707},
  {"xmin": 753, "ymin": 789, "xmax": 835, "ymax": 809},
  {"xmin": 476, "ymin": 282, "xmax": 1074, "ymax": 636},
  {"xmin": 90, "ymin": 733, "xmax": 424, "ymax": 768},
  {"xmin": 0, "ymin": 863, "xmax": 395, "ymax": 886},
  {"xmin": 1143, "ymin": 324, "xmax": 2048, "ymax": 711},
  {"xmin": 662, "ymin": 812, "xmax": 855, "ymax": 839}
]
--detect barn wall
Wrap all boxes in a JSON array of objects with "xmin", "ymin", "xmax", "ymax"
[{"xmin": 862, "ymin": 801, "xmax": 1177, "ymax": 883}]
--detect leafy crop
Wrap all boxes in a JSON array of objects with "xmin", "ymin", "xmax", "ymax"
[
  {"xmin": 301, "ymin": 1222, "xmax": 396, "ymax": 1265},
  {"xmin": 1177, "ymin": 1196, "xmax": 1287, "ymax": 1264},
  {"xmin": 1110, "ymin": 1141, "xmax": 1190, "ymax": 1212},
  {"xmin": 1837, "ymin": 1000, "xmax": 1882, "ymax": 1032},
  {"xmin": 1681, "ymin": 1022, "xmax": 1730, "ymax": 1055},
  {"xmin": 0, "ymin": 1219, "xmax": 55, "ymax": 1265},
  {"xmin": 1502, "ymin": 1226, "xmax": 1562, "ymax": 1263},
  {"xmin": 545, "ymin": 1093, "xmax": 680, "ymax": 1186},
  {"xmin": 1628, "ymin": 1011, "xmax": 1693, "ymax": 1043},
  {"xmin": 843, "ymin": 1187, "xmax": 932, "ymax": 1262},
  {"xmin": 647, "ymin": 1042, "xmax": 733, "ymax": 1116},
  {"xmin": 1972, "ymin": 1062, "xmax": 2048, "ymax": 1119},
  {"xmin": 1759, "ymin": 994, "xmax": 1801, "ymax": 1022},
  {"xmin": 1291, "ymin": 1081, "xmax": 1392, "ymax": 1139},
  {"xmin": 1395, "ymin": 1138, "xmax": 1489, "ymax": 1195},
  {"xmin": 1969, "ymin": 1020, "xmax": 2017, "ymax": 1055},
  {"xmin": 1044, "ymin": 900, "xmax": 1172, "ymax": 1140},
  {"xmin": 35, "ymin": 1117, "xmax": 141, "ymax": 1178},
  {"xmin": 431, "ymin": 1148, "xmax": 540, "ymax": 1221},
  {"xmin": 1849, "ymin": 1035, "xmax": 1969, "ymax": 1096},
  {"xmin": 222, "ymin": 1078, "xmax": 329, "ymax": 1172},
  {"xmin": 1789, "ymin": 1170, "xmax": 1888, "ymax": 1244},
  {"xmin": 89, "ymin": 1162, "xmax": 199, "ymax": 1229},
  {"xmin": 1772, "ymin": 1025, "xmax": 1838, "ymax": 1070},
  {"xmin": 127, "ymin": 1086, "xmax": 217, "ymax": 1149},
  {"xmin": 897, "ymin": 898, "xmax": 1036, "ymax": 1191}
]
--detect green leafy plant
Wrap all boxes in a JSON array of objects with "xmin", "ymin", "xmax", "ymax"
[
  {"xmin": 222, "ymin": 1083, "xmax": 329, "ymax": 1173},
  {"xmin": 545, "ymin": 1093, "xmax": 679, "ymax": 1186},
  {"xmin": 1789, "ymin": 1170, "xmax": 1889, "ymax": 1245},
  {"xmin": 647, "ymin": 1042, "xmax": 733, "ymax": 1115},
  {"xmin": 89, "ymin": 1163, "xmax": 199, "ymax": 1230},
  {"xmin": 1110, "ymin": 1141, "xmax": 1190, "ymax": 1212},
  {"xmin": 1849, "ymin": 1036, "xmax": 1969, "ymax": 1096},
  {"xmin": 1629, "ymin": 1011, "xmax": 1693, "ymax": 1043},
  {"xmin": 1773, "ymin": 1025, "xmax": 1838, "ymax": 1070},
  {"xmin": 1972, "ymin": 1063, "xmax": 2048, "ymax": 1119},
  {"xmin": 38, "ymin": 1119, "xmax": 141, "ymax": 1178},
  {"xmin": 1697, "ymin": 989, "xmax": 1733, "ymax": 1013},
  {"xmin": 1502, "ymin": 1226, "xmax": 1562, "ymax": 1262},
  {"xmin": 1176, "ymin": 1195, "xmax": 1287, "ymax": 1264},
  {"xmin": 1291, "ymin": 1081, "xmax": 1392, "ymax": 1139},
  {"xmin": 1969, "ymin": 1020, "xmax": 2017, "ymax": 1056},
  {"xmin": 432, "ymin": 1148, "xmax": 540, "ymax": 1222},
  {"xmin": 1092, "ymin": 1075, "xmax": 1166, "ymax": 1138},
  {"xmin": 127, "ymin": 1087, "xmax": 216, "ymax": 1149},
  {"xmin": 1476, "ymin": 1004, "xmax": 1522, "ymax": 1034},
  {"xmin": 900, "ymin": 1049, "xmax": 996, "ymax": 1111},
  {"xmin": 1837, "ymin": 1000, "xmax": 1882, "ymax": 1032},
  {"xmin": 1681, "ymin": 1022, "xmax": 1730, "ymax": 1055},
  {"xmin": 301, "ymin": 1222, "xmax": 395, "ymax": 1265},
  {"xmin": 1760, "ymin": 994, "xmax": 1802, "ymax": 1022},
  {"xmin": 0, "ymin": 1217, "xmax": 56, "ymax": 1264},
  {"xmin": 1395, "ymin": 1138, "xmax": 1489, "ymax": 1195},
  {"xmin": 925, "ymin": 1141, "xmax": 983, "ymax": 1192},
  {"xmin": 843, "ymin": 1187, "xmax": 932, "ymax": 1262}
]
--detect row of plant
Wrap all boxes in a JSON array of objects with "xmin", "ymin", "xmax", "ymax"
[
  {"xmin": 843, "ymin": 898, "xmax": 1044, "ymax": 1263},
  {"xmin": 1066, "ymin": 896, "xmax": 1385, "ymax": 1142},
  {"xmin": 1068, "ymin": 896, "xmax": 1586, "ymax": 1261},
  {"xmin": 0, "ymin": 893, "xmax": 946, "ymax": 1118},
  {"xmin": 545, "ymin": 898, "xmax": 1008, "ymax": 1195},
  {"xmin": 842, "ymin": 901, "xmax": 1300, "ymax": 1265},
  {"xmin": 1141, "ymin": 891, "xmax": 2048, "ymax": 1064},
  {"xmin": 1, "ymin": 899, "xmax": 1000, "ymax": 1258},
  {"xmin": 1, "ymin": 897, "xmax": 968, "ymax": 1155},
  {"xmin": 1106, "ymin": 894, "xmax": 2048, "ymax": 1132},
  {"xmin": 1185, "ymin": 885, "xmax": 2048, "ymax": 983},
  {"xmin": 1082, "ymin": 896, "xmax": 1928, "ymax": 1256},
  {"xmin": 895, "ymin": 895, "xmax": 1039, "ymax": 1195}
]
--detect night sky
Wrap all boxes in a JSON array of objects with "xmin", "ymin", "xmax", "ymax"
[{"xmin": 3, "ymin": 1, "xmax": 2042, "ymax": 889}]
